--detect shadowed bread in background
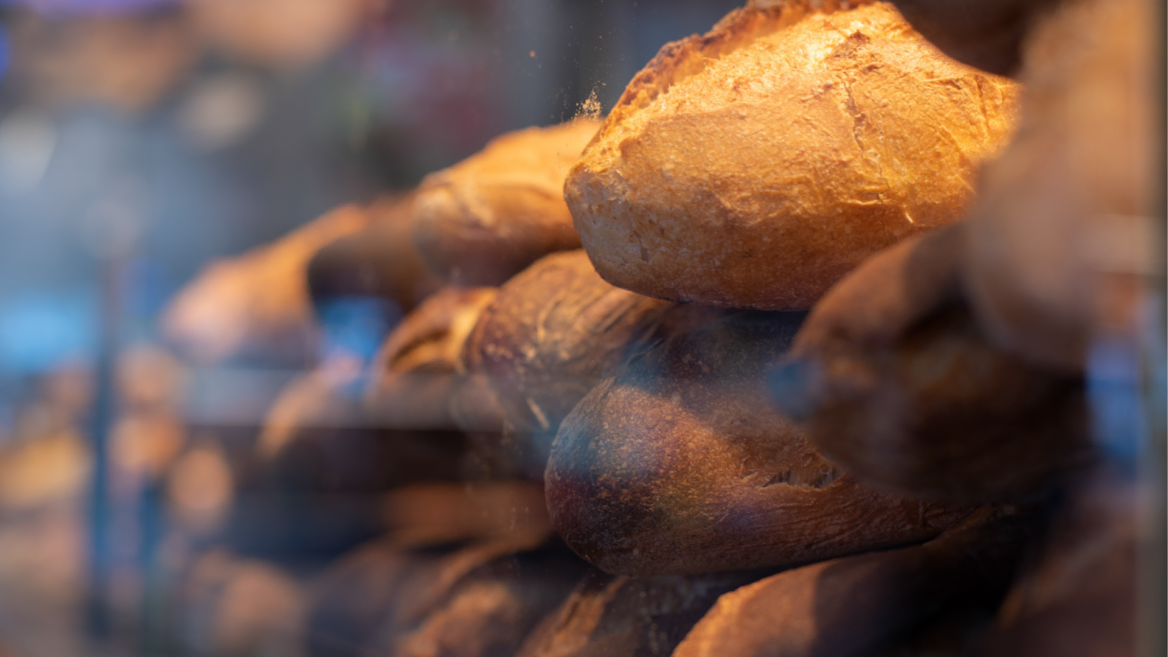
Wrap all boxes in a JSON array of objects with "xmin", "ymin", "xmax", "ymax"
[{"xmin": 547, "ymin": 310, "xmax": 972, "ymax": 576}]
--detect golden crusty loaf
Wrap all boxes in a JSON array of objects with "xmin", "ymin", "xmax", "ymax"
[
  {"xmin": 566, "ymin": 0, "xmax": 1021, "ymax": 310},
  {"xmin": 412, "ymin": 119, "xmax": 602, "ymax": 286},
  {"xmin": 454, "ymin": 250, "xmax": 671, "ymax": 479},
  {"xmin": 546, "ymin": 310, "xmax": 971, "ymax": 576},
  {"xmin": 458, "ymin": 250, "xmax": 665, "ymax": 437}
]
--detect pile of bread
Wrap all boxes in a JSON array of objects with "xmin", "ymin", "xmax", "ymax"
[{"xmin": 162, "ymin": 0, "xmax": 1155, "ymax": 655}]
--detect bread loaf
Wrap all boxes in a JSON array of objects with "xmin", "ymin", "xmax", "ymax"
[
  {"xmin": 177, "ymin": 552, "xmax": 305, "ymax": 657},
  {"xmin": 390, "ymin": 550, "xmax": 585, "ymax": 657},
  {"xmin": 366, "ymin": 286, "xmax": 497, "ymax": 432},
  {"xmin": 565, "ymin": 0, "xmax": 1021, "ymax": 310},
  {"xmin": 964, "ymin": 0, "xmax": 1156, "ymax": 371},
  {"xmin": 306, "ymin": 539, "xmax": 512, "ymax": 657},
  {"xmin": 412, "ymin": 120, "xmax": 601, "ymax": 286},
  {"xmin": 306, "ymin": 538, "xmax": 585, "ymax": 657},
  {"xmin": 375, "ymin": 287, "xmax": 497, "ymax": 378},
  {"xmin": 163, "ymin": 203, "xmax": 370, "ymax": 366},
  {"xmin": 459, "ymin": 250, "xmax": 670, "ymax": 438},
  {"xmin": 382, "ymin": 481, "xmax": 552, "ymax": 548},
  {"xmin": 546, "ymin": 310, "xmax": 971, "ymax": 576},
  {"xmin": 307, "ymin": 194, "xmax": 443, "ymax": 324},
  {"xmin": 457, "ymin": 250, "xmax": 725, "ymax": 478},
  {"xmin": 516, "ymin": 569, "xmax": 760, "ymax": 657},
  {"xmin": 238, "ymin": 364, "xmax": 468, "ymax": 557},
  {"xmin": 674, "ymin": 506, "xmax": 1035, "ymax": 657},
  {"xmin": 772, "ymin": 226, "xmax": 1095, "ymax": 501},
  {"xmin": 257, "ymin": 363, "xmax": 467, "ymax": 492},
  {"xmin": 247, "ymin": 288, "xmax": 498, "ymax": 555}
]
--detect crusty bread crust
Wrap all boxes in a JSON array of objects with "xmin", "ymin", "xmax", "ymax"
[
  {"xmin": 459, "ymin": 251, "xmax": 672, "ymax": 438},
  {"xmin": 546, "ymin": 310, "xmax": 971, "ymax": 576},
  {"xmin": 413, "ymin": 119, "xmax": 601, "ymax": 286},
  {"xmin": 566, "ymin": 0, "xmax": 1021, "ymax": 310}
]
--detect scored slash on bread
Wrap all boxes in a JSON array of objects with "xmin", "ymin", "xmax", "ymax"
[
  {"xmin": 365, "ymin": 286, "xmax": 498, "ymax": 433},
  {"xmin": 454, "ymin": 250, "xmax": 728, "ymax": 479},
  {"xmin": 458, "ymin": 251, "xmax": 672, "ymax": 437}
]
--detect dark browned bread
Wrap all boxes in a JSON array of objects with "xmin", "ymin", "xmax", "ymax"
[
  {"xmin": 517, "ymin": 569, "xmax": 760, "ymax": 657},
  {"xmin": 675, "ymin": 506, "xmax": 1036, "ymax": 657},
  {"xmin": 889, "ymin": 0, "xmax": 1062, "ymax": 76},
  {"xmin": 964, "ymin": 0, "xmax": 1156, "ymax": 371},
  {"xmin": 547, "ymin": 310, "xmax": 971, "ymax": 576},
  {"xmin": 773, "ymin": 225, "xmax": 1095, "ymax": 502}
]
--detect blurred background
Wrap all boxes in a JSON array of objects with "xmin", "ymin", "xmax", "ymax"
[
  {"xmin": 0, "ymin": 1, "xmax": 753, "ymax": 655},
  {"xmin": 0, "ymin": 1, "xmax": 1162, "ymax": 657}
]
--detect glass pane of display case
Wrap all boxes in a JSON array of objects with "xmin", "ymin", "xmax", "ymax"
[{"xmin": 0, "ymin": 1, "xmax": 1161, "ymax": 656}]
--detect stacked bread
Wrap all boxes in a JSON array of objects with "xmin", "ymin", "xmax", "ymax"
[{"xmin": 160, "ymin": 0, "xmax": 1151, "ymax": 655}]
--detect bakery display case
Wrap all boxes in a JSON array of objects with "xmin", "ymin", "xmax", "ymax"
[{"xmin": 0, "ymin": 1, "xmax": 1162, "ymax": 656}]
